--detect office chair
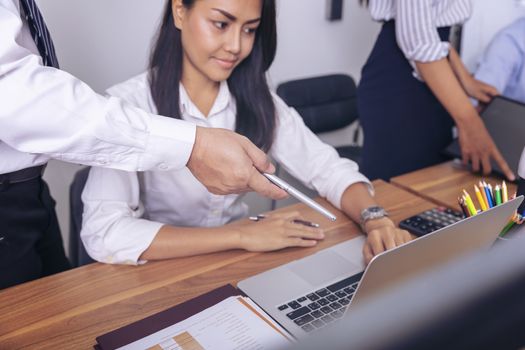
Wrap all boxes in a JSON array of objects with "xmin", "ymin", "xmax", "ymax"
[
  {"xmin": 276, "ymin": 74, "xmax": 362, "ymax": 165},
  {"xmin": 68, "ymin": 167, "xmax": 95, "ymax": 267}
]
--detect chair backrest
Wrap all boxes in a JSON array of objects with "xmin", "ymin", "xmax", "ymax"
[
  {"xmin": 69, "ymin": 167, "xmax": 95, "ymax": 267},
  {"xmin": 276, "ymin": 74, "xmax": 358, "ymax": 134}
]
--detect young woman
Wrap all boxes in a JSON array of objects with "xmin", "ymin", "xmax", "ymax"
[
  {"xmin": 357, "ymin": 0, "xmax": 515, "ymax": 181},
  {"xmin": 80, "ymin": 0, "xmax": 411, "ymax": 266}
]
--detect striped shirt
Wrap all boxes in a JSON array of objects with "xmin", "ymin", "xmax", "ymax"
[{"xmin": 369, "ymin": 0, "xmax": 472, "ymax": 63}]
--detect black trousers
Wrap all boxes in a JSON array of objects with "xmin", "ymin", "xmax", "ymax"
[{"xmin": 0, "ymin": 177, "xmax": 71, "ymax": 289}]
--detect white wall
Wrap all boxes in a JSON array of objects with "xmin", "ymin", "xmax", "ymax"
[
  {"xmin": 270, "ymin": 0, "xmax": 379, "ymax": 86},
  {"xmin": 462, "ymin": 0, "xmax": 525, "ymax": 72},
  {"xmin": 37, "ymin": 0, "xmax": 380, "ymax": 255}
]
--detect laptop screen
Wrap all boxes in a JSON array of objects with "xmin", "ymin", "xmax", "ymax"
[{"xmin": 444, "ymin": 96, "xmax": 525, "ymax": 176}]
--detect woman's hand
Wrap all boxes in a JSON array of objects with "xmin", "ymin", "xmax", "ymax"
[
  {"xmin": 461, "ymin": 75, "xmax": 499, "ymax": 104},
  {"xmin": 229, "ymin": 211, "xmax": 325, "ymax": 252},
  {"xmin": 362, "ymin": 217, "xmax": 412, "ymax": 265},
  {"xmin": 456, "ymin": 115, "xmax": 515, "ymax": 180},
  {"xmin": 414, "ymin": 59, "xmax": 513, "ymax": 180}
]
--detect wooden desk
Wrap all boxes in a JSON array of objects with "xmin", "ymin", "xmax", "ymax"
[
  {"xmin": 0, "ymin": 180, "xmax": 434, "ymax": 350},
  {"xmin": 391, "ymin": 160, "xmax": 517, "ymax": 211}
]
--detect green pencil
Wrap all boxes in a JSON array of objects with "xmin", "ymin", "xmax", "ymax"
[
  {"xmin": 500, "ymin": 220, "xmax": 516, "ymax": 237},
  {"xmin": 495, "ymin": 185, "xmax": 502, "ymax": 206}
]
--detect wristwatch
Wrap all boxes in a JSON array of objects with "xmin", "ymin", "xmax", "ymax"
[{"xmin": 360, "ymin": 206, "xmax": 388, "ymax": 230}]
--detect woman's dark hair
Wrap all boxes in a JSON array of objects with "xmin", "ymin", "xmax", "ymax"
[
  {"xmin": 149, "ymin": 0, "xmax": 277, "ymax": 151},
  {"xmin": 359, "ymin": 0, "xmax": 368, "ymax": 6}
]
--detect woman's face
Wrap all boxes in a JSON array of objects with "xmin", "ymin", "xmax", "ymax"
[{"xmin": 173, "ymin": 0, "xmax": 263, "ymax": 85}]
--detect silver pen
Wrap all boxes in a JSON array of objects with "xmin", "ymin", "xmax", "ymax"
[{"xmin": 262, "ymin": 173, "xmax": 337, "ymax": 221}]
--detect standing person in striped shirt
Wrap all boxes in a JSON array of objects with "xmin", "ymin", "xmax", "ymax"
[{"xmin": 357, "ymin": 0, "xmax": 515, "ymax": 182}]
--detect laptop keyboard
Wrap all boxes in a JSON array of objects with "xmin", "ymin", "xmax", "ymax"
[{"xmin": 277, "ymin": 272, "xmax": 364, "ymax": 333}]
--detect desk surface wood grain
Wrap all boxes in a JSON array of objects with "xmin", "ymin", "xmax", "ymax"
[
  {"xmin": 0, "ymin": 180, "xmax": 434, "ymax": 349},
  {"xmin": 391, "ymin": 161, "xmax": 517, "ymax": 211}
]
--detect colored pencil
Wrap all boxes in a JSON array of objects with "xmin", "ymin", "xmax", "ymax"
[
  {"xmin": 500, "ymin": 220, "xmax": 516, "ymax": 237},
  {"xmin": 474, "ymin": 185, "xmax": 487, "ymax": 211},
  {"xmin": 458, "ymin": 197, "xmax": 469, "ymax": 217},
  {"xmin": 494, "ymin": 185, "xmax": 502, "ymax": 206},
  {"xmin": 479, "ymin": 181, "xmax": 489, "ymax": 209},
  {"xmin": 502, "ymin": 181, "xmax": 508, "ymax": 203},
  {"xmin": 463, "ymin": 190, "xmax": 477, "ymax": 216},
  {"xmin": 483, "ymin": 182, "xmax": 494, "ymax": 208}
]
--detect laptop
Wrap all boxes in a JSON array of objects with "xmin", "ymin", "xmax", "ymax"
[
  {"xmin": 444, "ymin": 96, "xmax": 525, "ymax": 177},
  {"xmin": 237, "ymin": 196, "xmax": 523, "ymax": 338}
]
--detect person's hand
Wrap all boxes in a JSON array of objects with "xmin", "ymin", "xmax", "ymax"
[
  {"xmin": 362, "ymin": 218, "xmax": 412, "ymax": 265},
  {"xmin": 462, "ymin": 76, "xmax": 499, "ymax": 104},
  {"xmin": 457, "ymin": 115, "xmax": 515, "ymax": 181},
  {"xmin": 187, "ymin": 127, "xmax": 288, "ymax": 199},
  {"xmin": 230, "ymin": 211, "xmax": 325, "ymax": 252}
]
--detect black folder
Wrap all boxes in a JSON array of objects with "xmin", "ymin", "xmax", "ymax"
[{"xmin": 95, "ymin": 284, "xmax": 239, "ymax": 350}]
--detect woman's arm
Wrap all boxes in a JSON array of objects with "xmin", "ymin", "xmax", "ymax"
[
  {"xmin": 268, "ymin": 96, "xmax": 411, "ymax": 263},
  {"xmin": 140, "ymin": 210, "xmax": 325, "ymax": 260},
  {"xmin": 82, "ymin": 167, "xmax": 324, "ymax": 264},
  {"xmin": 340, "ymin": 183, "xmax": 412, "ymax": 264},
  {"xmin": 448, "ymin": 47, "xmax": 499, "ymax": 104},
  {"xmin": 415, "ymin": 58, "xmax": 514, "ymax": 180},
  {"xmin": 393, "ymin": 1, "xmax": 512, "ymax": 179}
]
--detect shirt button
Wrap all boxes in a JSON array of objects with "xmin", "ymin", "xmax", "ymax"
[
  {"xmin": 158, "ymin": 163, "xmax": 168, "ymax": 170},
  {"xmin": 97, "ymin": 158, "xmax": 108, "ymax": 165}
]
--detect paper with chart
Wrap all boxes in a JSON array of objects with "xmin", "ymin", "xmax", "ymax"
[{"xmin": 116, "ymin": 296, "xmax": 293, "ymax": 350}]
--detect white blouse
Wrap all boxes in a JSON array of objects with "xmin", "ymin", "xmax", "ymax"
[
  {"xmin": 369, "ymin": 0, "xmax": 471, "ymax": 65},
  {"xmin": 80, "ymin": 73, "xmax": 372, "ymax": 265}
]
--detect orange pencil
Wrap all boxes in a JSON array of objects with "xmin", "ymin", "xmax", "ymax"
[{"xmin": 474, "ymin": 185, "xmax": 487, "ymax": 211}]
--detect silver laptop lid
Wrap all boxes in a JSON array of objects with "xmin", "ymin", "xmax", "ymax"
[{"xmin": 350, "ymin": 196, "xmax": 523, "ymax": 308}]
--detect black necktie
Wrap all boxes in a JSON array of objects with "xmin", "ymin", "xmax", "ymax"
[{"xmin": 19, "ymin": 0, "xmax": 59, "ymax": 68}]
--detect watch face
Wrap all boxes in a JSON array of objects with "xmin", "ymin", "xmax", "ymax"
[{"xmin": 361, "ymin": 206, "xmax": 387, "ymax": 221}]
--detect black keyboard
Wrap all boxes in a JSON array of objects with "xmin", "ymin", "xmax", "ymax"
[
  {"xmin": 277, "ymin": 272, "xmax": 364, "ymax": 333},
  {"xmin": 399, "ymin": 207, "xmax": 464, "ymax": 237}
]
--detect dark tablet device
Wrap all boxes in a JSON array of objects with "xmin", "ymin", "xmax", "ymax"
[{"xmin": 444, "ymin": 96, "xmax": 525, "ymax": 177}]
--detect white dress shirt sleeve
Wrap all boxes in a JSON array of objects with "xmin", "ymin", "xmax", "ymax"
[
  {"xmin": 396, "ymin": 0, "xmax": 450, "ymax": 63},
  {"xmin": 0, "ymin": 1, "xmax": 195, "ymax": 171},
  {"xmin": 81, "ymin": 167, "xmax": 163, "ymax": 265},
  {"xmin": 270, "ymin": 94, "xmax": 373, "ymax": 210}
]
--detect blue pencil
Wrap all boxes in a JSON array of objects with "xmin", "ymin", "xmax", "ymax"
[{"xmin": 484, "ymin": 184, "xmax": 494, "ymax": 208}]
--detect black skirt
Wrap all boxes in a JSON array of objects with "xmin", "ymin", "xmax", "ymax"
[{"xmin": 357, "ymin": 20, "xmax": 454, "ymax": 181}]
